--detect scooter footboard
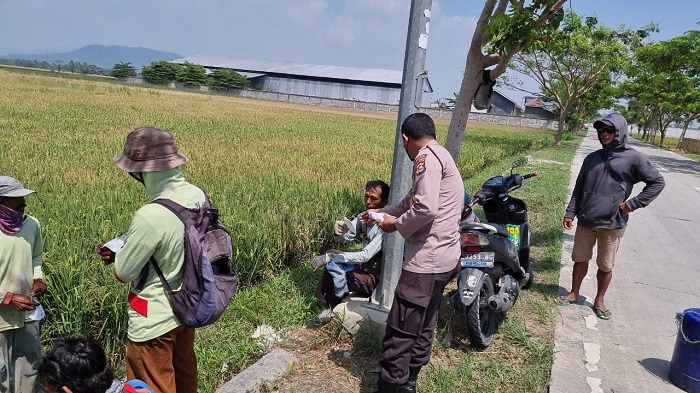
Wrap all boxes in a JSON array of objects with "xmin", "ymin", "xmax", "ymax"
[{"xmin": 455, "ymin": 268, "xmax": 487, "ymax": 309}]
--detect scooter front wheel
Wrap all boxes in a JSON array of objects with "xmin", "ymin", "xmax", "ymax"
[{"xmin": 466, "ymin": 273, "xmax": 496, "ymax": 349}]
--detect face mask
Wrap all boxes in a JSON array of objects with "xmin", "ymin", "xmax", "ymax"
[{"xmin": 0, "ymin": 203, "xmax": 24, "ymax": 234}]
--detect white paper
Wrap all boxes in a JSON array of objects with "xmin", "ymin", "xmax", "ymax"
[
  {"xmin": 343, "ymin": 218, "xmax": 356, "ymax": 234},
  {"xmin": 102, "ymin": 233, "xmax": 127, "ymax": 253},
  {"xmin": 419, "ymin": 33, "xmax": 429, "ymax": 49},
  {"xmin": 28, "ymin": 297, "xmax": 45, "ymax": 321}
]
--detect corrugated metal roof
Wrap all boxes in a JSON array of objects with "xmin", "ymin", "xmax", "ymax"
[
  {"xmin": 171, "ymin": 55, "xmax": 405, "ymax": 85},
  {"xmin": 493, "ymin": 89, "xmax": 522, "ymax": 109}
]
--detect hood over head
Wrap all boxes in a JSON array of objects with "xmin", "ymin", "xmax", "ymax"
[{"xmin": 593, "ymin": 112, "xmax": 628, "ymax": 149}]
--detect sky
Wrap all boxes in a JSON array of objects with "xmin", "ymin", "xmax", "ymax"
[{"xmin": 1, "ymin": 1, "xmax": 699, "ymax": 107}]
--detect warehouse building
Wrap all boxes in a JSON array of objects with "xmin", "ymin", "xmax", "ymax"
[{"xmin": 170, "ymin": 55, "xmax": 433, "ymax": 107}]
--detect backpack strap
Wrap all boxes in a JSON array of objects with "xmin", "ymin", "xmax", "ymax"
[{"xmin": 134, "ymin": 194, "xmax": 210, "ymax": 292}]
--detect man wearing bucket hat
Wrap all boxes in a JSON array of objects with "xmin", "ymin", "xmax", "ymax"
[
  {"xmin": 555, "ymin": 113, "xmax": 665, "ymax": 320},
  {"xmin": 96, "ymin": 127, "xmax": 201, "ymax": 393},
  {"xmin": 0, "ymin": 175, "xmax": 46, "ymax": 393}
]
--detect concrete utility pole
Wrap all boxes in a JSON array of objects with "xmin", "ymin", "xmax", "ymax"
[{"xmin": 376, "ymin": 0, "xmax": 432, "ymax": 309}]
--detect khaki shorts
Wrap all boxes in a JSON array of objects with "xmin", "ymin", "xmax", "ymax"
[{"xmin": 571, "ymin": 225, "xmax": 625, "ymax": 272}]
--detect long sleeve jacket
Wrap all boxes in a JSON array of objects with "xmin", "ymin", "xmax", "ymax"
[
  {"xmin": 565, "ymin": 113, "xmax": 665, "ymax": 229},
  {"xmin": 114, "ymin": 168, "xmax": 205, "ymax": 342},
  {"xmin": 0, "ymin": 215, "xmax": 43, "ymax": 332}
]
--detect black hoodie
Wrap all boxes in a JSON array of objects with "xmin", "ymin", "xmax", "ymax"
[{"xmin": 565, "ymin": 112, "xmax": 665, "ymax": 229}]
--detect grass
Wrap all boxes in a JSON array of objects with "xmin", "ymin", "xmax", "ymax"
[
  {"xmin": 0, "ymin": 67, "xmax": 576, "ymax": 392},
  {"xmin": 415, "ymin": 137, "xmax": 580, "ymax": 393}
]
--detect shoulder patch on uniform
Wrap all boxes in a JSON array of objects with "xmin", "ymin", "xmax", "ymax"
[{"xmin": 414, "ymin": 154, "xmax": 427, "ymax": 176}]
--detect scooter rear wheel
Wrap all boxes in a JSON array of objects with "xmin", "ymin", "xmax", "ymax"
[{"xmin": 466, "ymin": 273, "xmax": 496, "ymax": 349}]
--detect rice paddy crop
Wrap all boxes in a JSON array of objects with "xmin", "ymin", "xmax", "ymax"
[{"xmin": 0, "ymin": 69, "xmax": 555, "ymax": 389}]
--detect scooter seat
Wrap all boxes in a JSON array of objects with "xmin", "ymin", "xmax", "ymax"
[{"xmin": 460, "ymin": 222, "xmax": 511, "ymax": 238}]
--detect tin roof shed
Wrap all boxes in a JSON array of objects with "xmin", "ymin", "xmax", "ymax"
[{"xmin": 170, "ymin": 55, "xmax": 432, "ymax": 92}]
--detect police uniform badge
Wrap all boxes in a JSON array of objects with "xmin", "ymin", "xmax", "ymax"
[{"xmin": 415, "ymin": 154, "xmax": 427, "ymax": 176}]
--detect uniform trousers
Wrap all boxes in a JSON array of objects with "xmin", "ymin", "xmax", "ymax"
[
  {"xmin": 126, "ymin": 324, "xmax": 198, "ymax": 393},
  {"xmin": 379, "ymin": 267, "xmax": 458, "ymax": 385},
  {"xmin": 0, "ymin": 321, "xmax": 41, "ymax": 393}
]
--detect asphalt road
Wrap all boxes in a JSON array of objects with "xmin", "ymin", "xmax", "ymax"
[{"xmin": 549, "ymin": 128, "xmax": 700, "ymax": 393}]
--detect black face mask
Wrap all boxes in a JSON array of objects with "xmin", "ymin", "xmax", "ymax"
[{"xmin": 129, "ymin": 172, "xmax": 145, "ymax": 184}]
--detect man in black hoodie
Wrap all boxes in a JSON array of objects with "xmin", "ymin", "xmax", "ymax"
[{"xmin": 556, "ymin": 112, "xmax": 665, "ymax": 320}]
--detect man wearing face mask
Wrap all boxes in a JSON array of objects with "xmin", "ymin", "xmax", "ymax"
[
  {"xmin": 556, "ymin": 113, "xmax": 665, "ymax": 321},
  {"xmin": 365, "ymin": 113, "xmax": 464, "ymax": 393},
  {"xmin": 96, "ymin": 127, "xmax": 201, "ymax": 393},
  {"xmin": 0, "ymin": 176, "xmax": 46, "ymax": 393}
]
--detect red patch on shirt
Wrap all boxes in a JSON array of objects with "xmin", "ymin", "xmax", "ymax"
[{"xmin": 128, "ymin": 292, "xmax": 148, "ymax": 317}]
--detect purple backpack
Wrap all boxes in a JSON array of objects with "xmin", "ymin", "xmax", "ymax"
[{"xmin": 143, "ymin": 195, "xmax": 237, "ymax": 328}]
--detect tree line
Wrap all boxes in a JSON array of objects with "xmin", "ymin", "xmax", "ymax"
[
  {"xmin": 0, "ymin": 58, "xmax": 251, "ymax": 91},
  {"xmin": 445, "ymin": 0, "xmax": 700, "ymax": 158},
  {"xmin": 0, "ymin": 58, "xmax": 109, "ymax": 75},
  {"xmin": 111, "ymin": 61, "xmax": 250, "ymax": 90}
]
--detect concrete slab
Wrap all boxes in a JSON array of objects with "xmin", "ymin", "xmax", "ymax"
[
  {"xmin": 216, "ymin": 348, "xmax": 297, "ymax": 393},
  {"xmin": 332, "ymin": 295, "xmax": 389, "ymax": 336}
]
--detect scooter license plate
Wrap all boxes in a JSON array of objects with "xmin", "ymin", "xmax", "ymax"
[{"xmin": 460, "ymin": 252, "xmax": 495, "ymax": 267}]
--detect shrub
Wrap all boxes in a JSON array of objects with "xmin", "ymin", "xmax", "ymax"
[
  {"xmin": 176, "ymin": 61, "xmax": 208, "ymax": 86},
  {"xmin": 141, "ymin": 61, "xmax": 182, "ymax": 84},
  {"xmin": 208, "ymin": 68, "xmax": 250, "ymax": 90},
  {"xmin": 109, "ymin": 62, "xmax": 137, "ymax": 78}
]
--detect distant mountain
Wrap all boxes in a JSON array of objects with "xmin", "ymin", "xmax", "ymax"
[{"xmin": 0, "ymin": 45, "xmax": 182, "ymax": 70}]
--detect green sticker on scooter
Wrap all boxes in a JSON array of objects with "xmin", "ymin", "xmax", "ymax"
[{"xmin": 506, "ymin": 224, "xmax": 520, "ymax": 248}]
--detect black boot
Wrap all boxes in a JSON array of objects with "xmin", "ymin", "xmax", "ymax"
[
  {"xmin": 374, "ymin": 379, "xmax": 402, "ymax": 393},
  {"xmin": 398, "ymin": 367, "xmax": 421, "ymax": 393}
]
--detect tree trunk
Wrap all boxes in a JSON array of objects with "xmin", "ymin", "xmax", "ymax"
[
  {"xmin": 677, "ymin": 119, "xmax": 690, "ymax": 150},
  {"xmin": 554, "ymin": 111, "xmax": 566, "ymax": 145},
  {"xmin": 445, "ymin": 59, "xmax": 482, "ymax": 161}
]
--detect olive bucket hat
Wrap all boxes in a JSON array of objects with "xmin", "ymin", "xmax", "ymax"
[{"xmin": 113, "ymin": 127, "xmax": 188, "ymax": 172}]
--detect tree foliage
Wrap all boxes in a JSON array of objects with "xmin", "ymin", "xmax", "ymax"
[
  {"xmin": 445, "ymin": 0, "xmax": 568, "ymax": 160},
  {"xmin": 208, "ymin": 68, "xmax": 250, "ymax": 90},
  {"xmin": 622, "ymin": 29, "xmax": 700, "ymax": 147},
  {"xmin": 505, "ymin": 12, "xmax": 652, "ymax": 144},
  {"xmin": 109, "ymin": 61, "xmax": 137, "ymax": 78},
  {"xmin": 176, "ymin": 61, "xmax": 208, "ymax": 86},
  {"xmin": 141, "ymin": 61, "xmax": 182, "ymax": 84}
]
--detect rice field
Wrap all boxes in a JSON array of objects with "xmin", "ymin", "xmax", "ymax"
[{"xmin": 0, "ymin": 68, "xmax": 558, "ymax": 390}]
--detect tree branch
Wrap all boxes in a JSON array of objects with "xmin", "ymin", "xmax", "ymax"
[
  {"xmin": 473, "ymin": 0, "xmax": 498, "ymax": 57},
  {"xmin": 481, "ymin": 0, "xmax": 511, "ymax": 47},
  {"xmin": 532, "ymin": 0, "xmax": 568, "ymax": 30}
]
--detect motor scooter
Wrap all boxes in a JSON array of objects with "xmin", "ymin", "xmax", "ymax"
[{"xmin": 453, "ymin": 157, "xmax": 537, "ymax": 348}]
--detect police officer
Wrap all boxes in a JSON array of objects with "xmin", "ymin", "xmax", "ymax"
[{"xmin": 366, "ymin": 113, "xmax": 464, "ymax": 393}]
